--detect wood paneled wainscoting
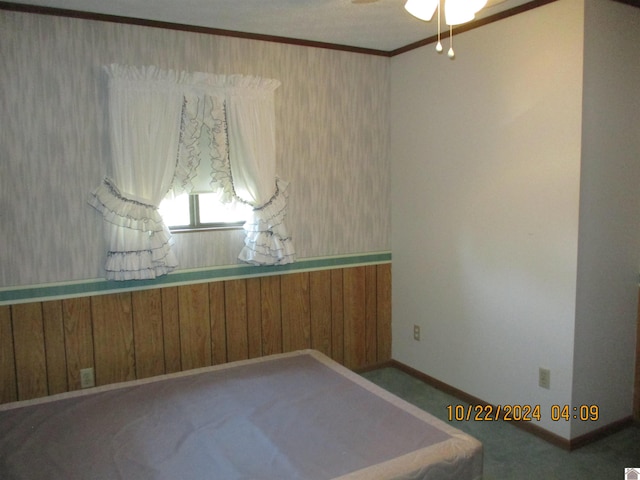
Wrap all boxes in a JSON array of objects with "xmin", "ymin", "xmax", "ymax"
[{"xmin": 0, "ymin": 264, "xmax": 391, "ymax": 405}]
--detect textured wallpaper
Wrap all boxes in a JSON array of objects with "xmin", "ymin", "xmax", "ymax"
[{"xmin": 0, "ymin": 11, "xmax": 390, "ymax": 287}]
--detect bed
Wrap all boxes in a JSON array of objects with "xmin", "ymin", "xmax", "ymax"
[{"xmin": 0, "ymin": 349, "xmax": 482, "ymax": 479}]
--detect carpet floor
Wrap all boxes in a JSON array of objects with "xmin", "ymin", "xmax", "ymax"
[{"xmin": 361, "ymin": 366, "xmax": 640, "ymax": 479}]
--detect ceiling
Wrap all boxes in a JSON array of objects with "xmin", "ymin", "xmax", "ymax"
[{"xmin": 4, "ymin": 0, "xmax": 546, "ymax": 53}]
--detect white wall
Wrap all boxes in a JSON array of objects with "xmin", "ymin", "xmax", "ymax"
[
  {"xmin": 390, "ymin": 0, "xmax": 585, "ymax": 439},
  {"xmin": 571, "ymin": 0, "xmax": 640, "ymax": 438}
]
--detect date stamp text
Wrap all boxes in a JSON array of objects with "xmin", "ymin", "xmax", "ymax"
[{"xmin": 446, "ymin": 404, "xmax": 599, "ymax": 422}]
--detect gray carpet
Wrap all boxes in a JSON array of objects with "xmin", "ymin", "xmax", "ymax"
[{"xmin": 361, "ymin": 366, "xmax": 640, "ymax": 479}]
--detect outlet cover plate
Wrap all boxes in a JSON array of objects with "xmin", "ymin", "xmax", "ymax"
[
  {"xmin": 539, "ymin": 367, "xmax": 550, "ymax": 389},
  {"xmin": 80, "ymin": 367, "xmax": 95, "ymax": 389}
]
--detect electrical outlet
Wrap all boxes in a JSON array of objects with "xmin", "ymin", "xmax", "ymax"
[
  {"xmin": 413, "ymin": 325, "xmax": 421, "ymax": 341},
  {"xmin": 539, "ymin": 367, "xmax": 550, "ymax": 389},
  {"xmin": 80, "ymin": 367, "xmax": 95, "ymax": 389}
]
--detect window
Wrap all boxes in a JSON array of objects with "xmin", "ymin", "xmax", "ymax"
[
  {"xmin": 159, "ymin": 193, "xmax": 251, "ymax": 232},
  {"xmin": 92, "ymin": 65, "xmax": 294, "ymax": 281}
]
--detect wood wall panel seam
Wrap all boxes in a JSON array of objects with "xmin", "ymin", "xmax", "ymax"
[
  {"xmin": 61, "ymin": 297, "xmax": 94, "ymax": 391},
  {"xmin": 364, "ymin": 265, "xmax": 378, "ymax": 366},
  {"xmin": 11, "ymin": 303, "xmax": 48, "ymax": 400},
  {"xmin": 224, "ymin": 279, "xmax": 250, "ymax": 363},
  {"xmin": 0, "ymin": 305, "xmax": 18, "ymax": 403},
  {"xmin": 343, "ymin": 267, "xmax": 367, "ymax": 370},
  {"xmin": 161, "ymin": 287, "xmax": 182, "ymax": 374},
  {"xmin": 330, "ymin": 269, "xmax": 345, "ymax": 365},
  {"xmin": 209, "ymin": 281, "xmax": 227, "ymax": 366},
  {"xmin": 178, "ymin": 283, "xmax": 212, "ymax": 371},
  {"xmin": 42, "ymin": 300, "xmax": 69, "ymax": 395}
]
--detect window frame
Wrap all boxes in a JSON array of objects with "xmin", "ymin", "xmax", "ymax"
[{"xmin": 164, "ymin": 194, "xmax": 246, "ymax": 233}]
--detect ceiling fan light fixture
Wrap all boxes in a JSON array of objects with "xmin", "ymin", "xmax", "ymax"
[
  {"xmin": 444, "ymin": 0, "xmax": 476, "ymax": 25},
  {"xmin": 405, "ymin": 0, "xmax": 489, "ymax": 59},
  {"xmin": 404, "ymin": 0, "xmax": 439, "ymax": 22},
  {"xmin": 470, "ymin": 0, "xmax": 489, "ymax": 14}
]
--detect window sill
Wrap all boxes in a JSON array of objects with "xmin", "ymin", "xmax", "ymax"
[{"xmin": 169, "ymin": 224, "xmax": 244, "ymax": 234}]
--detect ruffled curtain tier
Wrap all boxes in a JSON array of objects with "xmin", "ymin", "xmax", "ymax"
[
  {"xmin": 239, "ymin": 178, "xmax": 295, "ymax": 265},
  {"xmin": 172, "ymin": 93, "xmax": 233, "ymax": 199},
  {"xmin": 90, "ymin": 179, "xmax": 178, "ymax": 281},
  {"xmin": 90, "ymin": 179, "xmax": 166, "ymax": 233}
]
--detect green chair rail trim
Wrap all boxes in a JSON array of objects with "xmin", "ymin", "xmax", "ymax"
[{"xmin": 0, "ymin": 252, "xmax": 391, "ymax": 305}]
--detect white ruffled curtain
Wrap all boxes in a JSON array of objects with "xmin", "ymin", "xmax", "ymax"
[
  {"xmin": 173, "ymin": 87, "xmax": 231, "ymax": 199},
  {"xmin": 90, "ymin": 65, "xmax": 295, "ymax": 280},
  {"xmin": 226, "ymin": 78, "xmax": 295, "ymax": 265},
  {"xmin": 89, "ymin": 65, "xmax": 183, "ymax": 280}
]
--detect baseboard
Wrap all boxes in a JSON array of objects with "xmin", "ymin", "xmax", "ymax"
[
  {"xmin": 354, "ymin": 360, "xmax": 395, "ymax": 374},
  {"xmin": 568, "ymin": 416, "xmax": 635, "ymax": 450},
  {"xmin": 388, "ymin": 359, "xmax": 634, "ymax": 451}
]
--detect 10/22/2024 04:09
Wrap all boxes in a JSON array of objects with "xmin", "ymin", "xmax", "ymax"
[{"xmin": 446, "ymin": 404, "xmax": 599, "ymax": 422}]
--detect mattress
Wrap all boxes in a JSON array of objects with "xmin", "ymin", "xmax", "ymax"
[{"xmin": 0, "ymin": 349, "xmax": 482, "ymax": 479}]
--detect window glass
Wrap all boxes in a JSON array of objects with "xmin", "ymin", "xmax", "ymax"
[
  {"xmin": 159, "ymin": 194, "xmax": 190, "ymax": 227},
  {"xmin": 198, "ymin": 193, "xmax": 251, "ymax": 224},
  {"xmin": 159, "ymin": 193, "xmax": 250, "ymax": 230}
]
